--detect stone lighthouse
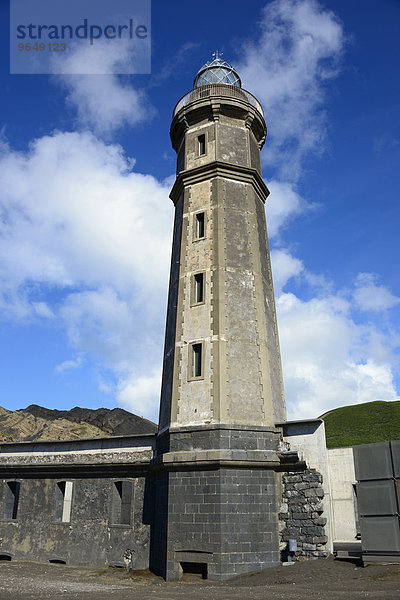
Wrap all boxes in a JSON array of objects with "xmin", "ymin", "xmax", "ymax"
[{"xmin": 152, "ymin": 56, "xmax": 287, "ymax": 580}]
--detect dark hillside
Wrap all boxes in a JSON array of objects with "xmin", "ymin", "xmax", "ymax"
[
  {"xmin": 23, "ymin": 404, "xmax": 158, "ymax": 436},
  {"xmin": 0, "ymin": 404, "xmax": 157, "ymax": 443}
]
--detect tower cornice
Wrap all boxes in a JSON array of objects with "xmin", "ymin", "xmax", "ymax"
[
  {"xmin": 170, "ymin": 84, "xmax": 266, "ymax": 151},
  {"xmin": 169, "ymin": 160, "xmax": 270, "ymax": 206}
]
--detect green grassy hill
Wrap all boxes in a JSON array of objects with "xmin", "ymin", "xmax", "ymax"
[{"xmin": 320, "ymin": 400, "xmax": 400, "ymax": 449}]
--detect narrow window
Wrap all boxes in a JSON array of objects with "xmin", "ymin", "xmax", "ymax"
[
  {"xmin": 192, "ymin": 343, "xmax": 203, "ymax": 378},
  {"xmin": 194, "ymin": 272, "xmax": 204, "ymax": 304},
  {"xmin": 198, "ymin": 134, "xmax": 206, "ymax": 156},
  {"xmin": 113, "ymin": 481, "xmax": 133, "ymax": 525},
  {"xmin": 195, "ymin": 212, "xmax": 205, "ymax": 239},
  {"xmin": 55, "ymin": 481, "xmax": 73, "ymax": 523},
  {"xmin": 4, "ymin": 481, "xmax": 20, "ymax": 520}
]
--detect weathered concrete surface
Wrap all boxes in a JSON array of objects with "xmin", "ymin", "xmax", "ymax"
[
  {"xmin": 0, "ymin": 557, "xmax": 399, "ymax": 600},
  {"xmin": 0, "ymin": 436, "xmax": 154, "ymax": 466},
  {"xmin": 327, "ymin": 446, "xmax": 358, "ymax": 542},
  {"xmin": 164, "ymin": 84, "xmax": 286, "ymax": 431},
  {"xmin": 0, "ymin": 474, "xmax": 152, "ymax": 568},
  {"xmin": 0, "ymin": 436, "xmax": 155, "ymax": 569}
]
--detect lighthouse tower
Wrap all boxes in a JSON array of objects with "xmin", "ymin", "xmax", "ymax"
[{"xmin": 152, "ymin": 56, "xmax": 287, "ymax": 581}]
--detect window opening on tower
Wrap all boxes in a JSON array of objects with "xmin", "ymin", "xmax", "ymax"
[
  {"xmin": 198, "ymin": 134, "xmax": 206, "ymax": 155},
  {"xmin": 195, "ymin": 212, "xmax": 205, "ymax": 239},
  {"xmin": 191, "ymin": 343, "xmax": 203, "ymax": 378},
  {"xmin": 194, "ymin": 272, "xmax": 204, "ymax": 304}
]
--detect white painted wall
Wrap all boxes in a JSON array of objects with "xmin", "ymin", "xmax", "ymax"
[{"xmin": 327, "ymin": 447, "xmax": 358, "ymax": 542}]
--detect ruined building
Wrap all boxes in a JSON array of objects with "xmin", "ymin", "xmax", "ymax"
[{"xmin": 2, "ymin": 58, "xmax": 392, "ymax": 578}]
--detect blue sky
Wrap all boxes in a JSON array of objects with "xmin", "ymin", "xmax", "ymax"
[{"xmin": 0, "ymin": 0, "xmax": 399, "ymax": 422}]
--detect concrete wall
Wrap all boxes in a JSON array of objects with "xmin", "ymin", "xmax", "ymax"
[
  {"xmin": 158, "ymin": 192, "xmax": 184, "ymax": 432},
  {"xmin": 0, "ymin": 475, "xmax": 152, "ymax": 568},
  {"xmin": 327, "ymin": 446, "xmax": 358, "ymax": 542},
  {"xmin": 0, "ymin": 435, "xmax": 155, "ymax": 568},
  {"xmin": 171, "ymin": 178, "xmax": 214, "ymax": 427},
  {"xmin": 0, "ymin": 435, "xmax": 155, "ymax": 464}
]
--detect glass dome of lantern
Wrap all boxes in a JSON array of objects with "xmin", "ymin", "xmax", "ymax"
[{"xmin": 193, "ymin": 53, "xmax": 241, "ymax": 89}]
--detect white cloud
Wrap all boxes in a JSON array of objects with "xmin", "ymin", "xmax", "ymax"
[
  {"xmin": 52, "ymin": 40, "xmax": 152, "ymax": 135},
  {"xmin": 64, "ymin": 75, "xmax": 150, "ymax": 136},
  {"xmin": 0, "ymin": 131, "xmax": 173, "ymax": 420},
  {"xmin": 271, "ymin": 249, "xmax": 304, "ymax": 294},
  {"xmin": 116, "ymin": 368, "xmax": 162, "ymax": 420},
  {"xmin": 266, "ymin": 180, "xmax": 316, "ymax": 239},
  {"xmin": 276, "ymin": 283, "xmax": 399, "ymax": 420},
  {"xmin": 239, "ymin": 2, "xmax": 399, "ymax": 418},
  {"xmin": 32, "ymin": 302, "xmax": 55, "ymax": 319},
  {"xmin": 353, "ymin": 272, "xmax": 400, "ymax": 312},
  {"xmin": 59, "ymin": 288, "xmax": 137, "ymax": 369},
  {"xmin": 237, "ymin": 0, "xmax": 345, "ymax": 180},
  {"xmin": 0, "ymin": 131, "xmax": 172, "ymax": 295},
  {"xmin": 55, "ymin": 357, "xmax": 83, "ymax": 374}
]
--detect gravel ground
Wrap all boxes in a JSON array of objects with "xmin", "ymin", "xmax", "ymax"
[{"xmin": 0, "ymin": 557, "xmax": 399, "ymax": 600}]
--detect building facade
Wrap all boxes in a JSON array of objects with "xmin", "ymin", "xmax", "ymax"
[{"xmin": 0, "ymin": 435, "xmax": 155, "ymax": 567}]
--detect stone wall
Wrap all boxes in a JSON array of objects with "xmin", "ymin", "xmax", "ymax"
[
  {"xmin": 279, "ymin": 468, "xmax": 328, "ymax": 559},
  {"xmin": 152, "ymin": 426, "xmax": 282, "ymax": 580},
  {"xmin": 158, "ymin": 466, "xmax": 280, "ymax": 580}
]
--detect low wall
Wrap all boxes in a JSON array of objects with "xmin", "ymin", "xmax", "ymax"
[{"xmin": 279, "ymin": 468, "xmax": 328, "ymax": 558}]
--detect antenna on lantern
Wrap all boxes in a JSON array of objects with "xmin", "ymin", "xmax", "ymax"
[{"xmin": 212, "ymin": 50, "xmax": 223, "ymax": 60}]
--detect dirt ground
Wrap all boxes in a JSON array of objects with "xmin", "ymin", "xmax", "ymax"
[{"xmin": 0, "ymin": 556, "xmax": 399, "ymax": 600}]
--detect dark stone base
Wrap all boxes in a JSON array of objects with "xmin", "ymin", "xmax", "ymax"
[
  {"xmin": 168, "ymin": 424, "xmax": 278, "ymax": 452},
  {"xmin": 151, "ymin": 426, "xmax": 281, "ymax": 580}
]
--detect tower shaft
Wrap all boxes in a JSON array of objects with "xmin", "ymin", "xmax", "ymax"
[
  {"xmin": 153, "ymin": 70, "xmax": 286, "ymax": 580},
  {"xmin": 159, "ymin": 84, "xmax": 285, "ymax": 432}
]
